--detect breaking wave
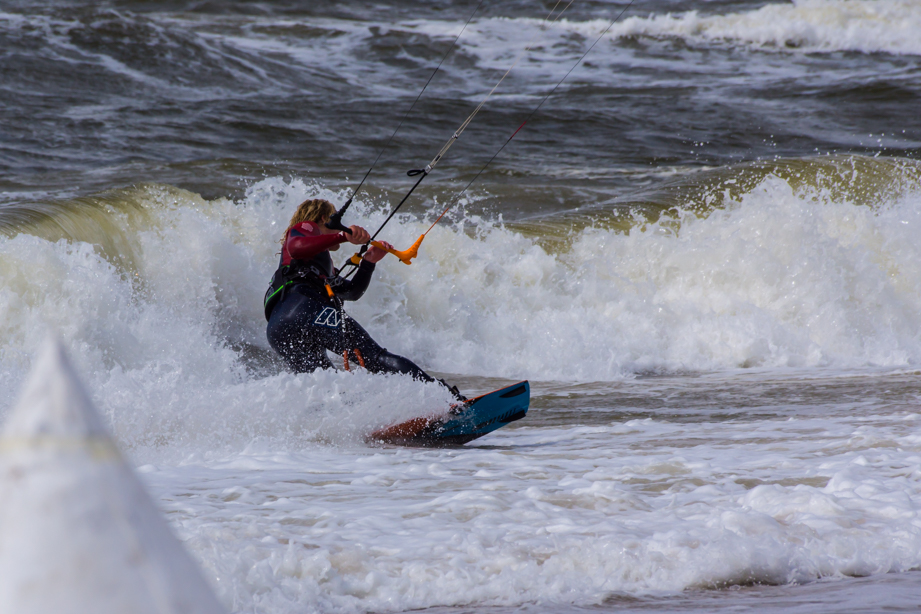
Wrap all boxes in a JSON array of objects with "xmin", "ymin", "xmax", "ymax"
[
  {"xmin": 1, "ymin": 155, "xmax": 920, "ymax": 455},
  {"xmin": 614, "ymin": 0, "xmax": 921, "ymax": 55}
]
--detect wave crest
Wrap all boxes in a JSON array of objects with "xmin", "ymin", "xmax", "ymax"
[{"xmin": 614, "ymin": 0, "xmax": 921, "ymax": 56}]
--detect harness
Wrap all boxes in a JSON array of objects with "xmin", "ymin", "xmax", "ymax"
[{"xmin": 263, "ymin": 260, "xmax": 336, "ymax": 321}]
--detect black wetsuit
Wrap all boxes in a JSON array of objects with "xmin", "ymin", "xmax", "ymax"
[{"xmin": 264, "ymin": 224, "xmax": 435, "ymax": 380}]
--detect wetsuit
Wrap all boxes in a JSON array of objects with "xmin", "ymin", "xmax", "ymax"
[{"xmin": 264, "ymin": 221, "xmax": 435, "ymax": 379}]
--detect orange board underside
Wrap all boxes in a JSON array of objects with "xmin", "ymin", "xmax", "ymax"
[{"xmin": 370, "ymin": 413, "xmax": 443, "ymax": 441}]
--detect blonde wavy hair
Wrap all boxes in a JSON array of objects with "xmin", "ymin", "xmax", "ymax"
[{"xmin": 281, "ymin": 198, "xmax": 337, "ymax": 244}]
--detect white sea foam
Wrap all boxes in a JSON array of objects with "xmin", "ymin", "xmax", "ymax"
[
  {"xmin": 614, "ymin": 0, "xmax": 921, "ymax": 56},
  {"xmin": 350, "ymin": 164, "xmax": 921, "ymax": 380},
  {"xmin": 138, "ymin": 406, "xmax": 921, "ymax": 612}
]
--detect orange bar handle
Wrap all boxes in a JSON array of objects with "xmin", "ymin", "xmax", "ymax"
[{"xmin": 371, "ymin": 235, "xmax": 424, "ymax": 265}]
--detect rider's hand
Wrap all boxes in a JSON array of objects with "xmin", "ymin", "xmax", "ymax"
[
  {"xmin": 345, "ymin": 225, "xmax": 370, "ymax": 245},
  {"xmin": 364, "ymin": 241, "xmax": 393, "ymax": 264}
]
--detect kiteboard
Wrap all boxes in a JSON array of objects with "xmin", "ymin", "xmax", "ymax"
[{"xmin": 368, "ymin": 381, "xmax": 530, "ymax": 446}]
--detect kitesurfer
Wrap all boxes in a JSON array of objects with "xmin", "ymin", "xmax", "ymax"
[{"xmin": 264, "ymin": 198, "xmax": 464, "ymax": 399}]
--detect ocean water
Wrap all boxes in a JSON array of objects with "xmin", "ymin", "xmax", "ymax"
[{"xmin": 2, "ymin": 1, "xmax": 921, "ymax": 613}]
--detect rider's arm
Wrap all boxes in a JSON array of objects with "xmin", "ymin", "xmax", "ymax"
[
  {"xmin": 334, "ymin": 260, "xmax": 376, "ymax": 301},
  {"xmin": 284, "ymin": 221, "xmax": 348, "ymax": 263}
]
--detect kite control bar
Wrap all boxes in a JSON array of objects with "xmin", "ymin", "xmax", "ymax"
[{"xmin": 348, "ymin": 235, "xmax": 424, "ymax": 266}]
